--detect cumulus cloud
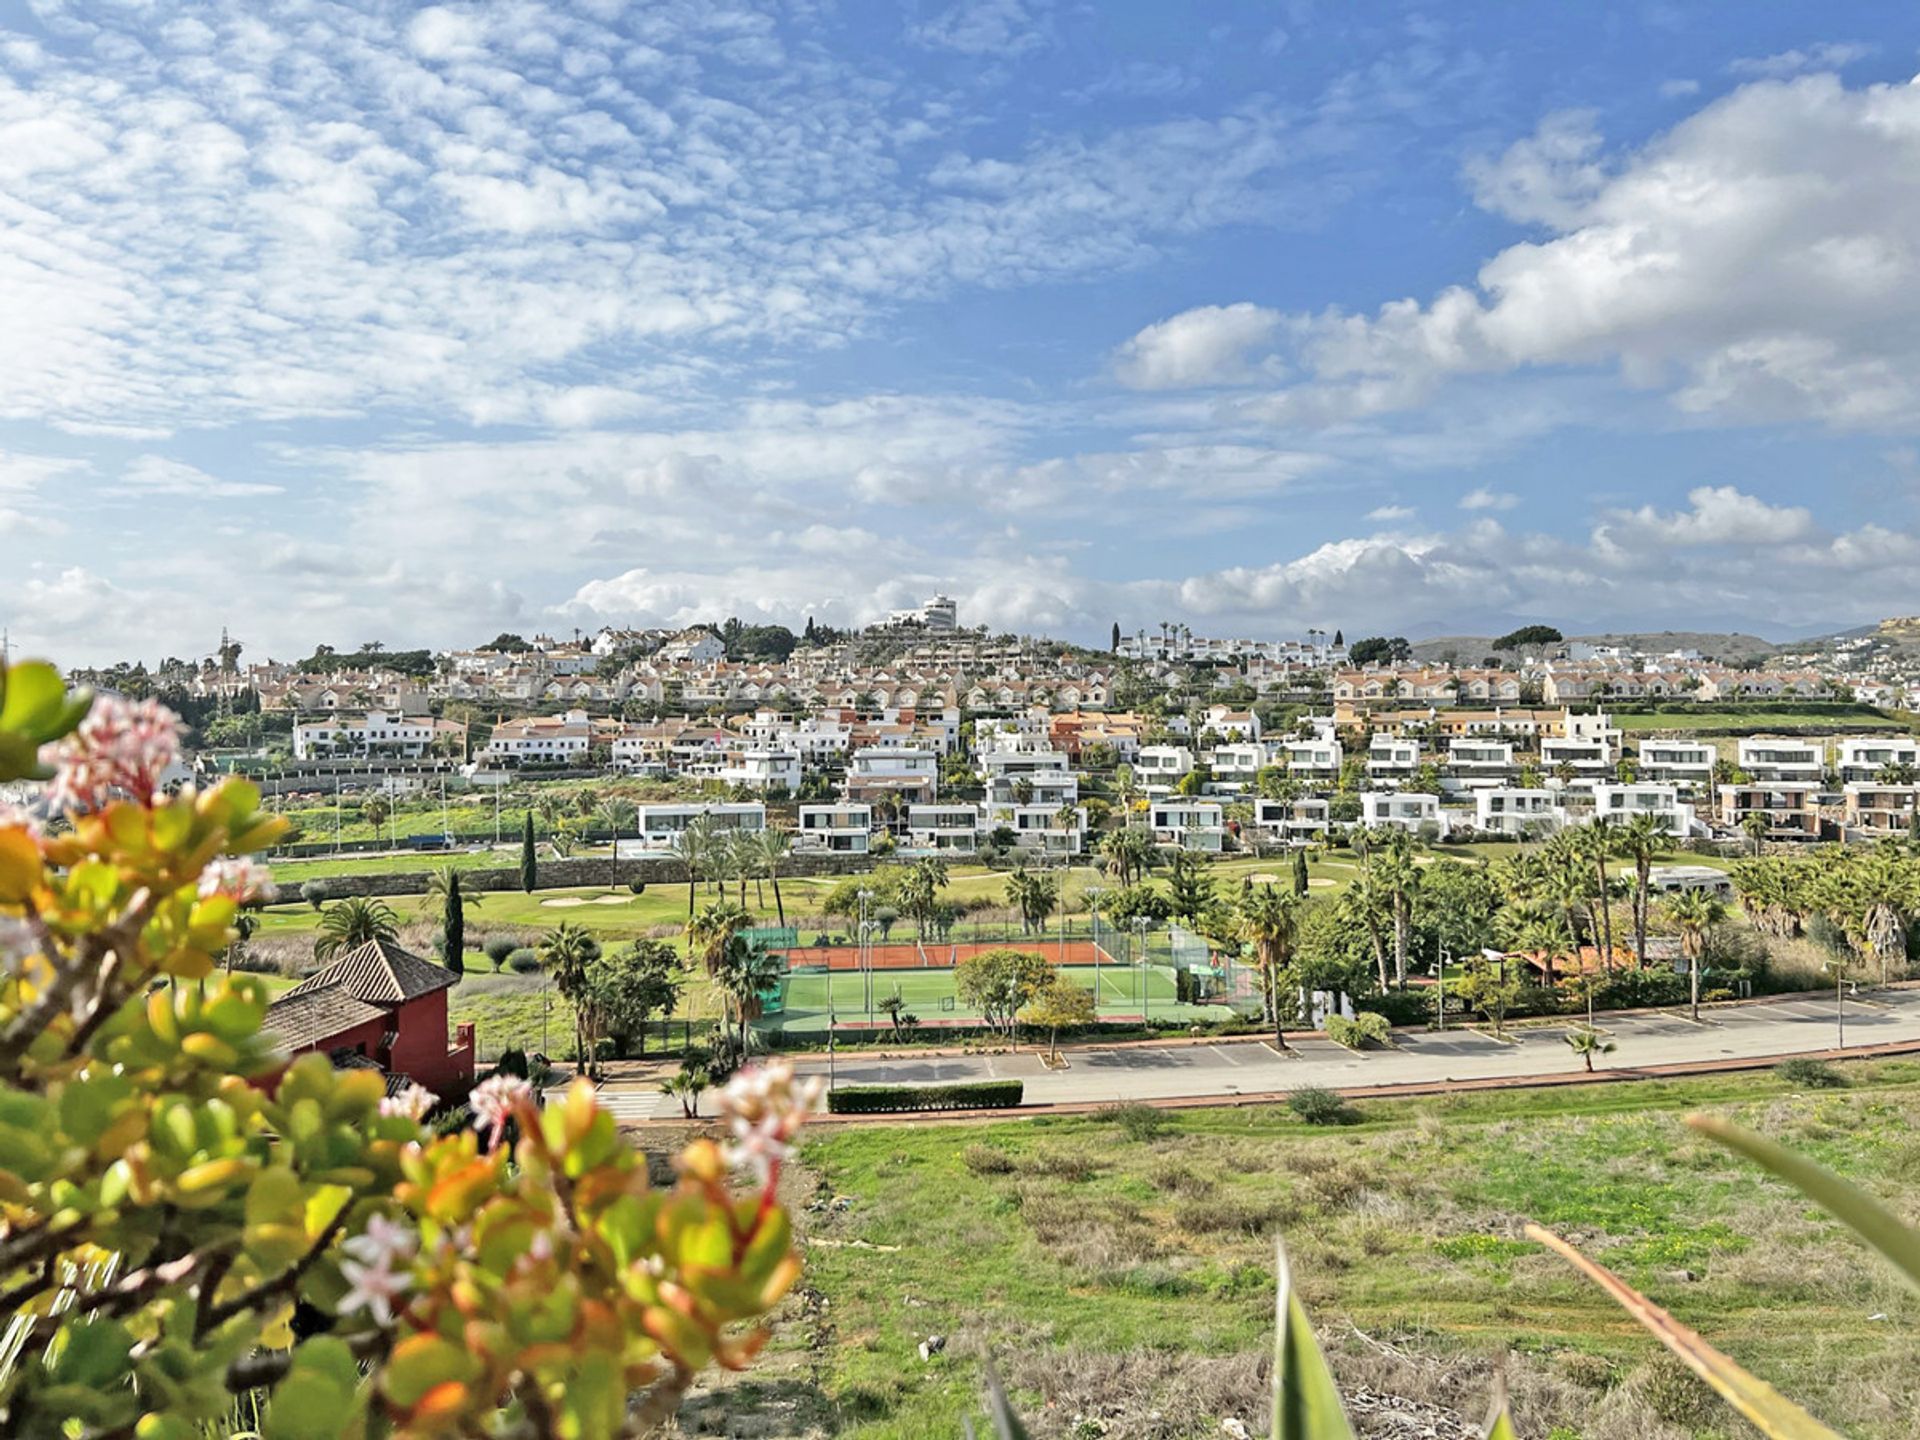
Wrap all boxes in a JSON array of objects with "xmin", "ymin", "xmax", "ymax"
[
  {"xmin": 1728, "ymin": 42, "xmax": 1873, "ymax": 79},
  {"xmin": 1366, "ymin": 504, "xmax": 1415, "ymax": 522},
  {"xmin": 1113, "ymin": 303, "xmax": 1282, "ymax": 389},
  {"xmin": 1459, "ymin": 487, "xmax": 1518, "ymax": 511},
  {"xmin": 1204, "ymin": 74, "xmax": 1920, "ymax": 431}
]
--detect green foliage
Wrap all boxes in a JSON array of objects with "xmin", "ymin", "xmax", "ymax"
[
  {"xmin": 1286, "ymin": 1088, "xmax": 1354, "ymax": 1125},
  {"xmin": 1492, "ymin": 624, "xmax": 1563, "ymax": 650},
  {"xmin": 824, "ymin": 1080, "xmax": 1023, "ymax": 1113},
  {"xmin": 0, "ymin": 657, "xmax": 92, "ymax": 780},
  {"xmin": 1324, "ymin": 1012, "xmax": 1391, "ymax": 1050},
  {"xmin": 953, "ymin": 949, "xmax": 1053, "ymax": 1040},
  {"xmin": 1095, "ymin": 1101, "xmax": 1169, "ymax": 1141},
  {"xmin": 313, "ymin": 896, "xmax": 400, "ymax": 960},
  {"xmin": 1776, "ymin": 1057, "xmax": 1846, "ymax": 1089}
]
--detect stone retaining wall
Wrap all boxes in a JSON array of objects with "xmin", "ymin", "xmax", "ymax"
[{"xmin": 276, "ymin": 849, "xmax": 875, "ymax": 902}]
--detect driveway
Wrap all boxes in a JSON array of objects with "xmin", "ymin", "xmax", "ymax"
[{"xmin": 591, "ymin": 989, "xmax": 1915, "ymax": 1121}]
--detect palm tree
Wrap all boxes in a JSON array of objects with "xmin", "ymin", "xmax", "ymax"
[
  {"xmin": 1577, "ymin": 822, "xmax": 1617, "ymax": 972},
  {"xmin": 752, "ymin": 826, "xmax": 793, "ymax": 930},
  {"xmin": 1101, "ymin": 826, "xmax": 1155, "ymax": 888},
  {"xmin": 1236, "ymin": 883, "xmax": 1301, "ymax": 1051},
  {"xmin": 723, "ymin": 829, "xmax": 758, "ymax": 906},
  {"xmin": 534, "ymin": 792, "xmax": 566, "ymax": 834},
  {"xmin": 899, "ymin": 857, "xmax": 949, "ymax": 939},
  {"xmin": 1612, "ymin": 812, "xmax": 1667, "ymax": 967},
  {"xmin": 1338, "ymin": 869, "xmax": 1392, "ymax": 995},
  {"xmin": 314, "ymin": 897, "xmax": 400, "ymax": 961},
  {"xmin": 672, "ymin": 815, "xmax": 717, "ymax": 926},
  {"xmin": 1005, "ymin": 866, "xmax": 1060, "ymax": 936},
  {"xmin": 1565, "ymin": 1027, "xmax": 1615, "ymax": 1072},
  {"xmin": 711, "ymin": 933, "xmax": 783, "ymax": 1053},
  {"xmin": 1374, "ymin": 829, "xmax": 1421, "ymax": 988},
  {"xmin": 1741, "ymin": 810, "xmax": 1769, "ymax": 857},
  {"xmin": 539, "ymin": 922, "xmax": 603, "ymax": 1066},
  {"xmin": 1665, "ymin": 888, "xmax": 1726, "ymax": 1020},
  {"xmin": 686, "ymin": 899, "xmax": 752, "ymax": 978},
  {"xmin": 594, "ymin": 798, "xmax": 633, "ymax": 843}
]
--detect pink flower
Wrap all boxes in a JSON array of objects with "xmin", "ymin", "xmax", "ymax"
[
  {"xmin": 338, "ymin": 1214, "xmax": 417, "ymax": 1326},
  {"xmin": 343, "ymin": 1213, "xmax": 418, "ymax": 1268},
  {"xmin": 717, "ymin": 1060, "xmax": 824, "ymax": 1183},
  {"xmin": 469, "ymin": 1073, "xmax": 533, "ymax": 1148},
  {"xmin": 197, "ymin": 857, "xmax": 272, "ymax": 904},
  {"xmin": 379, "ymin": 1083, "xmax": 436, "ymax": 1121},
  {"xmin": 44, "ymin": 695, "xmax": 182, "ymax": 812}
]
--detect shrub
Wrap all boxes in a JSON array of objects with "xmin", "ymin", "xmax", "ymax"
[
  {"xmin": 300, "ymin": 878, "xmax": 328, "ymax": 910},
  {"xmin": 506, "ymin": 946, "xmax": 543, "ymax": 973},
  {"xmin": 962, "ymin": 1143, "xmax": 1016, "ymax": 1175},
  {"xmin": 826, "ymin": 1080, "xmax": 1024, "ymax": 1113},
  {"xmin": 628, "ymin": 880, "xmax": 647, "ymax": 894},
  {"xmin": 1286, "ymin": 1087, "xmax": 1354, "ymax": 1125},
  {"xmin": 1326, "ymin": 1012, "xmax": 1393, "ymax": 1050},
  {"xmin": 1359, "ymin": 989, "xmax": 1428, "ymax": 1027},
  {"xmin": 495, "ymin": 1047, "xmax": 530, "ymax": 1078},
  {"xmin": 1776, "ymin": 1057, "xmax": 1846, "ymax": 1088},
  {"xmin": 1096, "ymin": 1100, "xmax": 1168, "ymax": 1141},
  {"xmin": 483, "ymin": 935, "xmax": 518, "ymax": 967}
]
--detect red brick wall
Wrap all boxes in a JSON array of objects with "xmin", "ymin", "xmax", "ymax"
[{"xmin": 384, "ymin": 990, "xmax": 474, "ymax": 1098}]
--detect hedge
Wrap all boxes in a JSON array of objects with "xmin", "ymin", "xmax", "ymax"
[{"xmin": 825, "ymin": 1080, "xmax": 1024, "ymax": 1114}]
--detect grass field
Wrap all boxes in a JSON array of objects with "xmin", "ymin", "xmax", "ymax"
[
  {"xmin": 684, "ymin": 1061, "xmax": 1920, "ymax": 1439},
  {"xmin": 1612, "ymin": 707, "xmax": 1908, "ymax": 732}
]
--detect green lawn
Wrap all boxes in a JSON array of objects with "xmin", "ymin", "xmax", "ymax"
[
  {"xmin": 773, "ymin": 960, "xmax": 1207, "ymax": 1034},
  {"xmin": 689, "ymin": 1062, "xmax": 1920, "ymax": 1438},
  {"xmin": 1612, "ymin": 707, "xmax": 1907, "ymax": 732}
]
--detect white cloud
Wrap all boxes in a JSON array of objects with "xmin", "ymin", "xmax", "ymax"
[
  {"xmin": 1113, "ymin": 303, "xmax": 1282, "ymax": 390},
  {"xmin": 908, "ymin": 0, "xmax": 1051, "ymax": 57},
  {"xmin": 1728, "ymin": 42, "xmax": 1873, "ymax": 79},
  {"xmin": 1366, "ymin": 504, "xmax": 1415, "ymax": 522},
  {"xmin": 1238, "ymin": 74, "xmax": 1920, "ymax": 431},
  {"xmin": 1660, "ymin": 79, "xmax": 1701, "ymax": 99},
  {"xmin": 120, "ymin": 455, "xmax": 282, "ymax": 498},
  {"xmin": 1596, "ymin": 485, "xmax": 1815, "ymax": 549},
  {"xmin": 1459, "ymin": 487, "xmax": 1518, "ymax": 511}
]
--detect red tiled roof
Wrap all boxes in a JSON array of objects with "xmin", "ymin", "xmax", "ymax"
[{"xmin": 284, "ymin": 939, "xmax": 457, "ymax": 1005}]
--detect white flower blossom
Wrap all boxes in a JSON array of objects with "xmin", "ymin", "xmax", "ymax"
[
  {"xmin": 44, "ymin": 695, "xmax": 182, "ymax": 812},
  {"xmin": 469, "ymin": 1073, "xmax": 533, "ymax": 1146},
  {"xmin": 342, "ymin": 1213, "xmax": 418, "ymax": 1267},
  {"xmin": 338, "ymin": 1254, "xmax": 412, "ymax": 1326},
  {"xmin": 379, "ymin": 1082, "xmax": 437, "ymax": 1121},
  {"xmin": 196, "ymin": 857, "xmax": 272, "ymax": 904},
  {"xmin": 717, "ymin": 1061, "xmax": 825, "ymax": 1184}
]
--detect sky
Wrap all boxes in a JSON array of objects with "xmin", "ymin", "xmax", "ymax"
[{"xmin": 4, "ymin": 1, "xmax": 1920, "ymax": 664}]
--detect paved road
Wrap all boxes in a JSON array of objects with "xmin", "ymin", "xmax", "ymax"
[{"xmin": 595, "ymin": 989, "xmax": 1920, "ymax": 1119}]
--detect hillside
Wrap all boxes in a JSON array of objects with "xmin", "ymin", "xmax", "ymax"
[{"xmin": 1411, "ymin": 630, "xmax": 1778, "ymax": 664}]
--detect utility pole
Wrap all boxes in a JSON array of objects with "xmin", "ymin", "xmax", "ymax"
[{"xmin": 1087, "ymin": 886, "xmax": 1103, "ymax": 1017}]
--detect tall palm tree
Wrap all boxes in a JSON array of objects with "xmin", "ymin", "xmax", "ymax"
[
  {"xmin": 1665, "ymin": 888, "xmax": 1726, "ymax": 1020},
  {"xmin": 1374, "ymin": 829, "xmax": 1421, "ymax": 989},
  {"xmin": 672, "ymin": 815, "xmax": 717, "ymax": 925},
  {"xmin": 594, "ymin": 798, "xmax": 633, "ymax": 843},
  {"xmin": 314, "ymin": 897, "xmax": 400, "ymax": 961},
  {"xmin": 1236, "ymin": 883, "xmax": 1301, "ymax": 1051},
  {"xmin": 1612, "ymin": 812, "xmax": 1667, "ymax": 967},
  {"xmin": 1101, "ymin": 826, "xmax": 1155, "ymax": 888},
  {"xmin": 686, "ymin": 899, "xmax": 752, "ymax": 978},
  {"xmin": 1338, "ymin": 869, "xmax": 1392, "ymax": 995},
  {"xmin": 752, "ymin": 826, "xmax": 792, "ymax": 930},
  {"xmin": 710, "ymin": 932, "xmax": 783, "ymax": 1053},
  {"xmin": 1741, "ymin": 810, "xmax": 1770, "ymax": 857},
  {"xmin": 539, "ymin": 922, "xmax": 603, "ymax": 1065}
]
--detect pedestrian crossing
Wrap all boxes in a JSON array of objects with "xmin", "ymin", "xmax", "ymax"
[{"xmin": 544, "ymin": 1085, "xmax": 670, "ymax": 1122}]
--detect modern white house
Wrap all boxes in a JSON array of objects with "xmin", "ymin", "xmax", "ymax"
[
  {"xmin": 982, "ymin": 802, "xmax": 1086, "ymax": 855},
  {"xmin": 1648, "ymin": 864, "xmax": 1734, "ymax": 896},
  {"xmin": 1254, "ymin": 797, "xmax": 1330, "ymax": 844},
  {"xmin": 1361, "ymin": 791, "xmax": 1441, "ymax": 833},
  {"xmin": 1842, "ymin": 783, "xmax": 1920, "ymax": 838},
  {"xmin": 717, "ymin": 749, "xmax": 802, "ymax": 792},
  {"xmin": 1836, "ymin": 736, "xmax": 1920, "ymax": 785},
  {"xmin": 1134, "ymin": 745, "xmax": 1196, "ymax": 789},
  {"xmin": 292, "ymin": 711, "xmax": 450, "ymax": 761},
  {"xmin": 1717, "ymin": 783, "xmax": 1821, "ymax": 841},
  {"xmin": 1283, "ymin": 736, "xmax": 1342, "ymax": 780},
  {"xmin": 1589, "ymin": 783, "xmax": 1693, "ymax": 837},
  {"xmin": 1444, "ymin": 738, "xmax": 1514, "ymax": 786},
  {"xmin": 1737, "ymin": 737, "xmax": 1825, "ymax": 785},
  {"xmin": 984, "ymin": 766, "xmax": 1079, "ymax": 809},
  {"xmin": 1206, "ymin": 742, "xmax": 1269, "ymax": 787},
  {"xmin": 623, "ymin": 802, "xmax": 768, "ymax": 852},
  {"xmin": 1636, "ymin": 739, "xmax": 1715, "ymax": 791},
  {"xmin": 905, "ymin": 804, "xmax": 981, "ymax": 854},
  {"xmin": 1540, "ymin": 735, "xmax": 1615, "ymax": 780},
  {"xmin": 794, "ymin": 804, "xmax": 873, "ymax": 854},
  {"xmin": 844, "ymin": 747, "xmax": 939, "ymax": 805},
  {"xmin": 1474, "ymin": 788, "xmax": 1566, "ymax": 836},
  {"xmin": 1366, "ymin": 735, "xmax": 1422, "ymax": 784},
  {"xmin": 1148, "ymin": 799, "xmax": 1226, "ymax": 851}
]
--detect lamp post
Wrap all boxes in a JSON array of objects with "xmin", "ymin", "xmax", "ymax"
[
  {"xmin": 857, "ymin": 888, "xmax": 874, "ymax": 1030},
  {"xmin": 1436, "ymin": 942, "xmax": 1450, "ymax": 1032},
  {"xmin": 1087, "ymin": 886, "xmax": 1104, "ymax": 1016},
  {"xmin": 1134, "ymin": 916, "xmax": 1150, "ymax": 1025}
]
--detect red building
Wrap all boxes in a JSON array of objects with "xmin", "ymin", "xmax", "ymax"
[{"xmin": 266, "ymin": 939, "xmax": 476, "ymax": 1099}]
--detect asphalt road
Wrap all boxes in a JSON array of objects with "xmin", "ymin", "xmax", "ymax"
[{"xmin": 593, "ymin": 988, "xmax": 1920, "ymax": 1121}]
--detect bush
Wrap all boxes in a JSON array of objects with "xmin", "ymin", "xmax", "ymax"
[
  {"xmin": 506, "ymin": 947, "xmax": 542, "ymax": 973},
  {"xmin": 1286, "ymin": 1087, "xmax": 1354, "ymax": 1125},
  {"xmin": 1096, "ymin": 1101, "xmax": 1168, "ymax": 1141},
  {"xmin": 1326, "ymin": 1012, "xmax": 1393, "ymax": 1050},
  {"xmin": 496, "ymin": 1047, "xmax": 530, "ymax": 1078},
  {"xmin": 826, "ymin": 1080, "xmax": 1024, "ymax": 1114},
  {"xmin": 1776, "ymin": 1057, "xmax": 1846, "ymax": 1088},
  {"xmin": 962, "ymin": 1143, "xmax": 1016, "ymax": 1175},
  {"xmin": 300, "ymin": 878, "xmax": 328, "ymax": 910},
  {"xmin": 483, "ymin": 935, "xmax": 518, "ymax": 967},
  {"xmin": 1358, "ymin": 989, "xmax": 1427, "ymax": 1027},
  {"xmin": 628, "ymin": 880, "xmax": 647, "ymax": 895}
]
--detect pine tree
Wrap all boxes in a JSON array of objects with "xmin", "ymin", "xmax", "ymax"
[
  {"xmin": 1292, "ymin": 848, "xmax": 1310, "ymax": 897},
  {"xmin": 521, "ymin": 812, "xmax": 538, "ymax": 892},
  {"xmin": 1333, "ymin": 628, "xmax": 1343, "ymax": 647},
  {"xmin": 443, "ymin": 871, "xmax": 465, "ymax": 977}
]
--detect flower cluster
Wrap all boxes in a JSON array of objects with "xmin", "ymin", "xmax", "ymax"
[
  {"xmin": 716, "ymin": 1060, "xmax": 826, "ymax": 1183},
  {"xmin": 339, "ymin": 1214, "xmax": 419, "ymax": 1327},
  {"xmin": 469, "ymin": 1072, "xmax": 533, "ymax": 1149},
  {"xmin": 379, "ymin": 1082, "xmax": 437, "ymax": 1121},
  {"xmin": 44, "ymin": 693, "xmax": 182, "ymax": 812},
  {"xmin": 196, "ymin": 855, "xmax": 273, "ymax": 903}
]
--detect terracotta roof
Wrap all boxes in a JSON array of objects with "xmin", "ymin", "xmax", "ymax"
[
  {"xmin": 266, "ymin": 987, "xmax": 389, "ymax": 1049},
  {"xmin": 284, "ymin": 939, "xmax": 457, "ymax": 1005}
]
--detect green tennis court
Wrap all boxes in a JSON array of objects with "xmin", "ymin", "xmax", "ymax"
[{"xmin": 778, "ymin": 960, "xmax": 1182, "ymax": 1020}]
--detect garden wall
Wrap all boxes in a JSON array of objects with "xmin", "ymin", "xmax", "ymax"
[{"xmin": 276, "ymin": 850, "xmax": 875, "ymax": 902}]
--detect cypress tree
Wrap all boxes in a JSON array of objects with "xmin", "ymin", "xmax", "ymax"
[
  {"xmin": 521, "ymin": 812, "xmax": 538, "ymax": 892},
  {"xmin": 1292, "ymin": 848, "xmax": 1310, "ymax": 897},
  {"xmin": 1110, "ymin": 621, "xmax": 1120, "ymax": 652},
  {"xmin": 443, "ymin": 871, "xmax": 465, "ymax": 977}
]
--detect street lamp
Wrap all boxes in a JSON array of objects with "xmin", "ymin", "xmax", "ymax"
[
  {"xmin": 857, "ymin": 889, "xmax": 874, "ymax": 1030},
  {"xmin": 1087, "ymin": 886, "xmax": 1104, "ymax": 1016},
  {"xmin": 1436, "ymin": 942, "xmax": 1451, "ymax": 1032},
  {"xmin": 1134, "ymin": 916, "xmax": 1150, "ymax": 1024}
]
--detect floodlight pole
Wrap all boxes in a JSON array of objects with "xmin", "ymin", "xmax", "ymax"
[
  {"xmin": 1087, "ymin": 887, "xmax": 1104, "ymax": 1017},
  {"xmin": 1135, "ymin": 916, "xmax": 1150, "ymax": 1026},
  {"xmin": 1436, "ymin": 943, "xmax": 1450, "ymax": 1033}
]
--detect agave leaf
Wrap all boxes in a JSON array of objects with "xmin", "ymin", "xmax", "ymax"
[
  {"xmin": 1526, "ymin": 1223, "xmax": 1842, "ymax": 1440},
  {"xmin": 1481, "ymin": 1377, "xmax": 1518, "ymax": 1440},
  {"xmin": 982, "ymin": 1369, "xmax": 1031, "ymax": 1440},
  {"xmin": 1689, "ymin": 1112, "xmax": 1920, "ymax": 1294},
  {"xmin": 1272, "ymin": 1237, "xmax": 1356, "ymax": 1440}
]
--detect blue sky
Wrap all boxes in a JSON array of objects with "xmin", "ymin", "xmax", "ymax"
[{"xmin": 4, "ymin": 1, "xmax": 1920, "ymax": 663}]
